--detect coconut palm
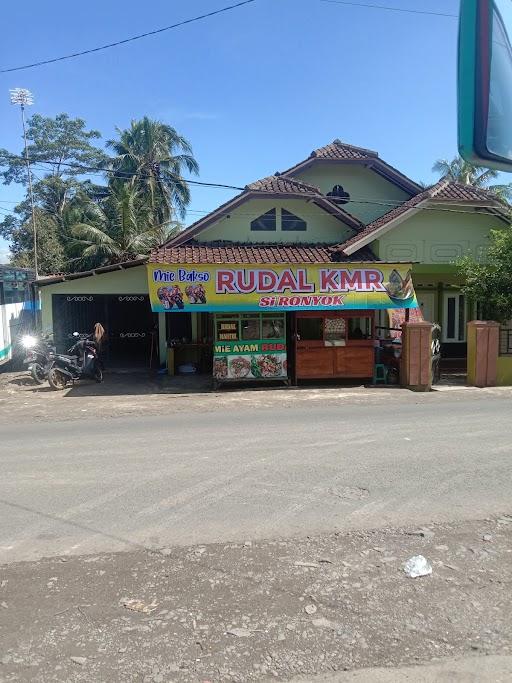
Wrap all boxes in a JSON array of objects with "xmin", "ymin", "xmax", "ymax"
[
  {"xmin": 66, "ymin": 184, "xmax": 180, "ymax": 270},
  {"xmin": 433, "ymin": 156, "xmax": 512, "ymax": 201},
  {"xmin": 107, "ymin": 117, "xmax": 199, "ymax": 224}
]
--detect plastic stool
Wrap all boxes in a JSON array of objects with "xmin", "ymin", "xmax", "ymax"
[{"xmin": 373, "ymin": 363, "xmax": 387, "ymax": 385}]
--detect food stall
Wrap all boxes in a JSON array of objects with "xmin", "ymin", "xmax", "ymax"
[
  {"xmin": 147, "ymin": 261, "xmax": 418, "ymax": 388},
  {"xmin": 213, "ymin": 312, "xmax": 288, "ymax": 387},
  {"xmin": 295, "ymin": 311, "xmax": 375, "ymax": 380}
]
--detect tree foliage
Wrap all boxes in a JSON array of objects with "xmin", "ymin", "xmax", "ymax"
[
  {"xmin": 66, "ymin": 184, "xmax": 180, "ymax": 270},
  {"xmin": 458, "ymin": 228, "xmax": 512, "ymax": 323},
  {"xmin": 0, "ymin": 113, "xmax": 107, "ymax": 186},
  {"xmin": 107, "ymin": 117, "xmax": 199, "ymax": 222},
  {"xmin": 0, "ymin": 114, "xmax": 197, "ymax": 274}
]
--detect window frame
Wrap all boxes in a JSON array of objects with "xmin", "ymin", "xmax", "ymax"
[
  {"xmin": 281, "ymin": 208, "xmax": 307, "ymax": 232},
  {"xmin": 250, "ymin": 208, "xmax": 277, "ymax": 232}
]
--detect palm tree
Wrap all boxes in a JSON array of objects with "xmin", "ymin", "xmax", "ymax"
[
  {"xmin": 433, "ymin": 156, "xmax": 512, "ymax": 201},
  {"xmin": 107, "ymin": 117, "xmax": 199, "ymax": 224},
  {"xmin": 66, "ymin": 184, "xmax": 180, "ymax": 270}
]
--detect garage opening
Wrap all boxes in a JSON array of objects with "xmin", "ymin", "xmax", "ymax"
[{"xmin": 52, "ymin": 294, "xmax": 157, "ymax": 368}]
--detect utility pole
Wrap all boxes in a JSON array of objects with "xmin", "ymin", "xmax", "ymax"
[{"xmin": 9, "ymin": 88, "xmax": 38, "ymax": 279}]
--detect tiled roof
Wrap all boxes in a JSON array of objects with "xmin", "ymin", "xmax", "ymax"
[
  {"xmin": 165, "ymin": 174, "xmax": 363, "ymax": 247},
  {"xmin": 309, "ymin": 140, "xmax": 378, "ymax": 161},
  {"xmin": 338, "ymin": 181, "xmax": 446, "ymax": 252},
  {"xmin": 246, "ymin": 175, "xmax": 320, "ymax": 194},
  {"xmin": 150, "ymin": 241, "xmax": 378, "ymax": 265},
  {"xmin": 338, "ymin": 179, "xmax": 508, "ymax": 253},
  {"xmin": 433, "ymin": 181, "xmax": 502, "ymax": 202},
  {"xmin": 280, "ymin": 139, "xmax": 421, "ymax": 194}
]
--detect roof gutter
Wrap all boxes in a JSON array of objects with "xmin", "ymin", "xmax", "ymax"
[{"xmin": 35, "ymin": 258, "xmax": 147, "ymax": 287}]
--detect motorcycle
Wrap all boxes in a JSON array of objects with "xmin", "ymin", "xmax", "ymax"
[
  {"xmin": 21, "ymin": 334, "xmax": 55, "ymax": 385},
  {"xmin": 379, "ymin": 337, "xmax": 402, "ymax": 385},
  {"xmin": 47, "ymin": 333, "xmax": 103, "ymax": 391}
]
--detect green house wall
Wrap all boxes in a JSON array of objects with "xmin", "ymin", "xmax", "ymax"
[
  {"xmin": 39, "ymin": 265, "xmax": 149, "ymax": 334},
  {"xmin": 376, "ymin": 206, "xmax": 504, "ymax": 265},
  {"xmin": 198, "ymin": 197, "xmax": 355, "ymax": 244},
  {"xmin": 292, "ymin": 165, "xmax": 411, "ymax": 224}
]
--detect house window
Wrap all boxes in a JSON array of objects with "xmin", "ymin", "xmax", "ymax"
[
  {"xmin": 442, "ymin": 292, "xmax": 467, "ymax": 343},
  {"xmin": 326, "ymin": 184, "xmax": 350, "ymax": 204},
  {"xmin": 281, "ymin": 208, "xmax": 307, "ymax": 231},
  {"xmin": 250, "ymin": 208, "xmax": 276, "ymax": 231}
]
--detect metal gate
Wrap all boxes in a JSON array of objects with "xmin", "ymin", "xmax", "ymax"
[{"xmin": 52, "ymin": 294, "xmax": 156, "ymax": 366}]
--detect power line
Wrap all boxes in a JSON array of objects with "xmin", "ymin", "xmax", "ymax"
[
  {"xmin": 1, "ymin": 155, "xmax": 509, "ymax": 220},
  {"xmin": 0, "ymin": 192, "xmax": 507, "ymax": 221},
  {"xmin": 0, "ymin": 0, "xmax": 257, "ymax": 73},
  {"xmin": 1, "ymin": 152, "xmax": 246, "ymax": 191},
  {"xmin": 318, "ymin": 0, "xmax": 458, "ymax": 18}
]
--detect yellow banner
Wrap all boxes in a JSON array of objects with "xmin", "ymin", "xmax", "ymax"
[{"xmin": 147, "ymin": 263, "xmax": 417, "ymax": 313}]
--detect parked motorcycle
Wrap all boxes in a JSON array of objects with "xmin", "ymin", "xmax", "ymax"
[
  {"xmin": 380, "ymin": 338, "xmax": 402, "ymax": 384},
  {"xmin": 47, "ymin": 333, "xmax": 103, "ymax": 391},
  {"xmin": 21, "ymin": 334, "xmax": 55, "ymax": 384}
]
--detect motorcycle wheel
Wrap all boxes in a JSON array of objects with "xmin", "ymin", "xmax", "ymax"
[
  {"xmin": 94, "ymin": 366, "xmax": 103, "ymax": 383},
  {"xmin": 30, "ymin": 364, "xmax": 46, "ymax": 385},
  {"xmin": 48, "ymin": 368, "xmax": 68, "ymax": 391}
]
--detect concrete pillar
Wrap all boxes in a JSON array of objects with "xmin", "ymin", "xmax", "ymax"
[
  {"xmin": 401, "ymin": 321, "xmax": 433, "ymax": 391},
  {"xmin": 158, "ymin": 312, "xmax": 167, "ymax": 366},
  {"xmin": 467, "ymin": 320, "xmax": 499, "ymax": 387}
]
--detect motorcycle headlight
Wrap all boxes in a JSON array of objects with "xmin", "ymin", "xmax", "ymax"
[{"xmin": 21, "ymin": 335, "xmax": 37, "ymax": 349}]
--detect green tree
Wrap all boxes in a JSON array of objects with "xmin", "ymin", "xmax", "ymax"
[
  {"xmin": 0, "ymin": 210, "xmax": 66, "ymax": 274},
  {"xmin": 0, "ymin": 113, "xmax": 107, "ymax": 186},
  {"xmin": 107, "ymin": 117, "xmax": 199, "ymax": 224},
  {"xmin": 0, "ymin": 113, "xmax": 107, "ymax": 272},
  {"xmin": 458, "ymin": 227, "xmax": 512, "ymax": 322},
  {"xmin": 433, "ymin": 156, "xmax": 512, "ymax": 201},
  {"xmin": 66, "ymin": 184, "xmax": 181, "ymax": 270}
]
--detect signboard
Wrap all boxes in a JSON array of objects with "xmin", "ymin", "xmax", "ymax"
[
  {"xmin": 213, "ymin": 340, "xmax": 287, "ymax": 381},
  {"xmin": 147, "ymin": 263, "xmax": 418, "ymax": 313},
  {"xmin": 388, "ymin": 307, "xmax": 425, "ymax": 338},
  {"xmin": 217, "ymin": 321, "xmax": 238, "ymax": 341}
]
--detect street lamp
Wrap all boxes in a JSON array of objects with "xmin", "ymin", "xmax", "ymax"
[{"xmin": 9, "ymin": 88, "xmax": 38, "ymax": 279}]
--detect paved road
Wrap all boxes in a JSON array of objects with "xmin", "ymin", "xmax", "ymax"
[{"xmin": 1, "ymin": 395, "xmax": 511, "ymax": 563}]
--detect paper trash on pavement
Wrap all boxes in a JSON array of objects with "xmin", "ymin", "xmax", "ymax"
[{"xmin": 403, "ymin": 555, "xmax": 433, "ymax": 578}]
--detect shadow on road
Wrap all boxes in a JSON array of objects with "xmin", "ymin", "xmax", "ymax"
[{"xmin": 0, "ymin": 497, "xmax": 156, "ymax": 555}]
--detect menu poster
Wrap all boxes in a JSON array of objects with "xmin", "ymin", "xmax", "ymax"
[
  {"xmin": 218, "ymin": 321, "xmax": 238, "ymax": 341},
  {"xmin": 388, "ymin": 307, "xmax": 424, "ymax": 338}
]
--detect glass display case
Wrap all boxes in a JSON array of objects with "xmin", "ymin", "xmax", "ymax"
[{"xmin": 213, "ymin": 312, "xmax": 288, "ymax": 385}]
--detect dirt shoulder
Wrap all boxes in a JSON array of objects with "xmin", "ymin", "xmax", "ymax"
[
  {"xmin": 1, "ymin": 369, "xmax": 511, "ymax": 425},
  {"xmin": 1, "ymin": 517, "xmax": 511, "ymax": 682}
]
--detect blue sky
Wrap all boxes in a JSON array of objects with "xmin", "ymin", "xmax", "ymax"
[{"xmin": 0, "ymin": 0, "xmax": 460, "ymax": 261}]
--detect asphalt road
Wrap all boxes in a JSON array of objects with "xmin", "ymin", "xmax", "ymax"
[{"xmin": 1, "ymin": 396, "xmax": 511, "ymax": 563}]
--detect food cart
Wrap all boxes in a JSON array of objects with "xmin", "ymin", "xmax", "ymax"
[{"xmin": 295, "ymin": 310, "xmax": 376, "ymax": 380}]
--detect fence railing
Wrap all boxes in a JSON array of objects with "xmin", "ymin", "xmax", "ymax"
[{"xmin": 500, "ymin": 328, "xmax": 512, "ymax": 356}]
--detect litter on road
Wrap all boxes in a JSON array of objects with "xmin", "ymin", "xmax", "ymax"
[{"xmin": 403, "ymin": 555, "xmax": 433, "ymax": 578}]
